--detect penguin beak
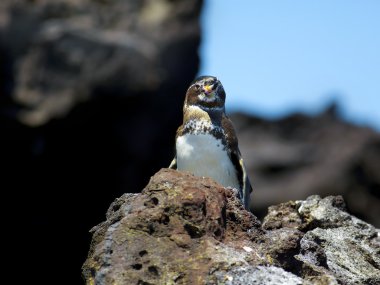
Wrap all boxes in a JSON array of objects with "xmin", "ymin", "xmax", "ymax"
[{"xmin": 203, "ymin": 84, "xmax": 213, "ymax": 95}]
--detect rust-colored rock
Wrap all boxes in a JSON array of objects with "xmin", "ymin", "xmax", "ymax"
[
  {"xmin": 83, "ymin": 169, "xmax": 380, "ymax": 285},
  {"xmin": 83, "ymin": 169, "xmax": 263, "ymax": 284}
]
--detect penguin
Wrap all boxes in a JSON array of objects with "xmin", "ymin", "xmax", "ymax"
[{"xmin": 169, "ymin": 75, "xmax": 252, "ymax": 209}]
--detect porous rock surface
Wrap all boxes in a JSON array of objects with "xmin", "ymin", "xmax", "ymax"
[{"xmin": 83, "ymin": 169, "xmax": 380, "ymax": 284}]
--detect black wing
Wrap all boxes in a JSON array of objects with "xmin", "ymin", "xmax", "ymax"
[
  {"xmin": 222, "ymin": 114, "xmax": 252, "ymax": 210},
  {"xmin": 229, "ymin": 149, "xmax": 253, "ymax": 210}
]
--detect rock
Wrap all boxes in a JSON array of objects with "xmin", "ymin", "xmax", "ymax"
[
  {"xmin": 295, "ymin": 195, "xmax": 380, "ymax": 285},
  {"xmin": 83, "ymin": 169, "xmax": 380, "ymax": 284},
  {"xmin": 0, "ymin": 1, "xmax": 202, "ymax": 284},
  {"xmin": 212, "ymin": 266, "xmax": 303, "ymax": 285},
  {"xmin": 83, "ymin": 169, "xmax": 263, "ymax": 285},
  {"xmin": 2, "ymin": 1, "xmax": 380, "ymax": 283},
  {"xmin": 231, "ymin": 106, "xmax": 380, "ymax": 227},
  {"xmin": 1, "ymin": 0, "xmax": 202, "ymax": 126}
]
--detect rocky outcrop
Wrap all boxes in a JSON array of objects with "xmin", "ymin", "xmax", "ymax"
[
  {"xmin": 83, "ymin": 169, "xmax": 380, "ymax": 284},
  {"xmin": 231, "ymin": 105, "xmax": 380, "ymax": 227},
  {"xmin": 0, "ymin": 1, "xmax": 202, "ymax": 284},
  {"xmin": 2, "ymin": 2, "xmax": 380, "ymax": 284},
  {"xmin": 2, "ymin": 0, "xmax": 201, "ymax": 126}
]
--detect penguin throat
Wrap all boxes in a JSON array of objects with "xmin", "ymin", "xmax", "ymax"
[{"xmin": 183, "ymin": 119, "xmax": 224, "ymax": 136}]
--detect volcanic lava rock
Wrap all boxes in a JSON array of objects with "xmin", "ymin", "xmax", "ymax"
[
  {"xmin": 83, "ymin": 168, "xmax": 263, "ymax": 284},
  {"xmin": 83, "ymin": 169, "xmax": 380, "ymax": 285}
]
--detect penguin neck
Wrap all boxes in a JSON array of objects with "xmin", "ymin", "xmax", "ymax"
[
  {"xmin": 182, "ymin": 105, "xmax": 224, "ymax": 135},
  {"xmin": 183, "ymin": 105, "xmax": 224, "ymax": 124}
]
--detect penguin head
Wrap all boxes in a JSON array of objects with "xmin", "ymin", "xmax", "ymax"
[{"xmin": 184, "ymin": 75, "xmax": 226, "ymax": 110}]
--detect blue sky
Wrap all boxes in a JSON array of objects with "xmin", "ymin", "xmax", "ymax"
[{"xmin": 199, "ymin": 1, "xmax": 380, "ymax": 130}]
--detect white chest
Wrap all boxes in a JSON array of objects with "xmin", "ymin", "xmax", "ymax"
[{"xmin": 176, "ymin": 133, "xmax": 240, "ymax": 189}]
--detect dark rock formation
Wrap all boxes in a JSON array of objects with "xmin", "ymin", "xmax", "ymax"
[
  {"xmin": 83, "ymin": 169, "xmax": 380, "ymax": 285},
  {"xmin": 2, "ymin": 1, "xmax": 380, "ymax": 284},
  {"xmin": 83, "ymin": 168, "xmax": 262, "ymax": 284},
  {"xmin": 0, "ymin": 1, "xmax": 202, "ymax": 284},
  {"xmin": 231, "ymin": 106, "xmax": 380, "ymax": 227}
]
